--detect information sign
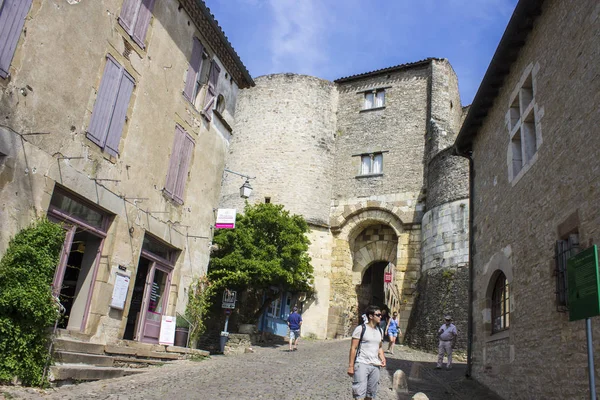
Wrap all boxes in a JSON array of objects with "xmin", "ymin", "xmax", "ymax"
[
  {"xmin": 159, "ymin": 315, "xmax": 176, "ymax": 345},
  {"xmin": 568, "ymin": 245, "xmax": 600, "ymax": 321},
  {"xmin": 216, "ymin": 209, "xmax": 237, "ymax": 229},
  {"xmin": 384, "ymin": 272, "xmax": 392, "ymax": 283},
  {"xmin": 222, "ymin": 289, "xmax": 237, "ymax": 309},
  {"xmin": 110, "ymin": 273, "xmax": 130, "ymax": 310}
]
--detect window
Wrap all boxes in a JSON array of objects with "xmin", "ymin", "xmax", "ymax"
[
  {"xmin": 118, "ymin": 0, "xmax": 156, "ymax": 49},
  {"xmin": 202, "ymin": 60, "xmax": 221, "ymax": 121},
  {"xmin": 87, "ymin": 55, "xmax": 135, "ymax": 156},
  {"xmin": 491, "ymin": 272, "xmax": 510, "ymax": 333},
  {"xmin": 164, "ymin": 125, "xmax": 195, "ymax": 204},
  {"xmin": 364, "ymin": 89, "xmax": 385, "ymax": 110},
  {"xmin": 360, "ymin": 153, "xmax": 383, "ymax": 175},
  {"xmin": 267, "ymin": 297, "xmax": 281, "ymax": 318},
  {"xmin": 0, "ymin": 0, "xmax": 33, "ymax": 78},
  {"xmin": 507, "ymin": 69, "xmax": 540, "ymax": 182},
  {"xmin": 183, "ymin": 37, "xmax": 205, "ymax": 105},
  {"xmin": 555, "ymin": 234, "xmax": 579, "ymax": 312},
  {"xmin": 264, "ymin": 197, "xmax": 271, "ymax": 204}
]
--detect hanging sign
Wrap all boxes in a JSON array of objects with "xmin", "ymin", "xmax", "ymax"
[
  {"xmin": 215, "ymin": 209, "xmax": 237, "ymax": 229},
  {"xmin": 384, "ymin": 272, "xmax": 393, "ymax": 283},
  {"xmin": 159, "ymin": 315, "xmax": 176, "ymax": 345},
  {"xmin": 222, "ymin": 289, "xmax": 237, "ymax": 309},
  {"xmin": 110, "ymin": 273, "xmax": 130, "ymax": 310},
  {"xmin": 568, "ymin": 245, "xmax": 600, "ymax": 321}
]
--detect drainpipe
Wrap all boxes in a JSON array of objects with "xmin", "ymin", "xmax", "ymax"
[{"xmin": 455, "ymin": 145, "xmax": 474, "ymax": 378}]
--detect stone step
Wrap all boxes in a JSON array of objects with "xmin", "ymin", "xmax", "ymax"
[
  {"xmin": 53, "ymin": 338, "xmax": 105, "ymax": 355},
  {"xmin": 49, "ymin": 364, "xmax": 147, "ymax": 383},
  {"xmin": 54, "ymin": 350, "xmax": 114, "ymax": 367},
  {"xmin": 55, "ymin": 329, "xmax": 94, "ymax": 342},
  {"xmin": 104, "ymin": 345, "xmax": 180, "ymax": 361}
]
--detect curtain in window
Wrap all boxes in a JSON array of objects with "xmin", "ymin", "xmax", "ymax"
[
  {"xmin": 375, "ymin": 90, "xmax": 385, "ymax": 107},
  {"xmin": 372, "ymin": 153, "xmax": 383, "ymax": 173},
  {"xmin": 361, "ymin": 155, "xmax": 372, "ymax": 175},
  {"xmin": 364, "ymin": 92, "xmax": 374, "ymax": 109}
]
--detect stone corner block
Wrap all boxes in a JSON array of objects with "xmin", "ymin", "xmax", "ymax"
[{"xmin": 393, "ymin": 369, "xmax": 408, "ymax": 393}]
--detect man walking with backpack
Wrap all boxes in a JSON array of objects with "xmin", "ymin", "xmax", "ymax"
[{"xmin": 347, "ymin": 305, "xmax": 387, "ymax": 399}]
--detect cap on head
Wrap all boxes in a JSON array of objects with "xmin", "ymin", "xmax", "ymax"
[
  {"xmin": 444, "ymin": 315, "xmax": 452, "ymax": 321},
  {"xmin": 293, "ymin": 306, "xmax": 298, "ymax": 311}
]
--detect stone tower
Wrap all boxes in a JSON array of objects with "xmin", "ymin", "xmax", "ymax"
[{"xmin": 220, "ymin": 58, "xmax": 469, "ymax": 346}]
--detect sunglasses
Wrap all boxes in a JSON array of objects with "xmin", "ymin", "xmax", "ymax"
[{"xmin": 374, "ymin": 313, "xmax": 382, "ymax": 317}]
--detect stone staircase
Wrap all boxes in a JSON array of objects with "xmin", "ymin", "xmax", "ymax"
[{"xmin": 49, "ymin": 330, "xmax": 209, "ymax": 384}]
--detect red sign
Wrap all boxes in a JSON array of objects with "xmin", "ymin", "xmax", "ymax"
[{"xmin": 384, "ymin": 272, "xmax": 392, "ymax": 283}]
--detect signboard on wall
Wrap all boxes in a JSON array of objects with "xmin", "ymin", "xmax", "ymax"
[
  {"xmin": 222, "ymin": 289, "xmax": 237, "ymax": 309},
  {"xmin": 568, "ymin": 245, "xmax": 600, "ymax": 321},
  {"xmin": 384, "ymin": 272, "xmax": 392, "ymax": 283},
  {"xmin": 110, "ymin": 273, "xmax": 130, "ymax": 310},
  {"xmin": 159, "ymin": 315, "xmax": 176, "ymax": 345},
  {"xmin": 215, "ymin": 209, "xmax": 237, "ymax": 229}
]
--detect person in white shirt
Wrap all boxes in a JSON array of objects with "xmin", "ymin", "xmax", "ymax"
[
  {"xmin": 436, "ymin": 315, "xmax": 458, "ymax": 370},
  {"xmin": 348, "ymin": 306, "xmax": 387, "ymax": 399}
]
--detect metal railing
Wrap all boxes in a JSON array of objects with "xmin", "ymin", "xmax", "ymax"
[
  {"xmin": 41, "ymin": 295, "xmax": 66, "ymax": 386},
  {"xmin": 176, "ymin": 312, "xmax": 196, "ymax": 349}
]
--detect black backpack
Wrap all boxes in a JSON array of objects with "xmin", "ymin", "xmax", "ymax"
[{"xmin": 354, "ymin": 323, "xmax": 383, "ymax": 363}]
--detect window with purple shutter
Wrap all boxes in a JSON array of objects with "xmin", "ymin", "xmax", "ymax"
[
  {"xmin": 164, "ymin": 125, "xmax": 195, "ymax": 204},
  {"xmin": 118, "ymin": 0, "xmax": 156, "ymax": 49},
  {"xmin": 183, "ymin": 37, "xmax": 204, "ymax": 103},
  {"xmin": 0, "ymin": 0, "xmax": 33, "ymax": 79},
  {"xmin": 87, "ymin": 55, "xmax": 135, "ymax": 156},
  {"xmin": 202, "ymin": 60, "xmax": 221, "ymax": 121}
]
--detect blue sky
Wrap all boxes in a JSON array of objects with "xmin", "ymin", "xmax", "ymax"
[{"xmin": 205, "ymin": 0, "xmax": 518, "ymax": 105}]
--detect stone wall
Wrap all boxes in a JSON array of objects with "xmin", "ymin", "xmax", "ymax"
[
  {"xmin": 426, "ymin": 148, "xmax": 469, "ymax": 210},
  {"xmin": 468, "ymin": 1, "xmax": 600, "ymax": 398}
]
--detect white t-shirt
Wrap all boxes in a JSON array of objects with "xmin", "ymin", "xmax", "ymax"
[
  {"xmin": 352, "ymin": 325, "xmax": 382, "ymax": 366},
  {"xmin": 438, "ymin": 323, "xmax": 457, "ymax": 341}
]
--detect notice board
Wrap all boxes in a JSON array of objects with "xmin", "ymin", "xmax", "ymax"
[{"xmin": 110, "ymin": 273, "xmax": 130, "ymax": 310}]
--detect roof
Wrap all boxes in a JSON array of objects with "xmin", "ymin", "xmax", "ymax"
[
  {"xmin": 180, "ymin": 0, "xmax": 254, "ymax": 88},
  {"xmin": 334, "ymin": 58, "xmax": 443, "ymax": 83},
  {"xmin": 454, "ymin": 0, "xmax": 544, "ymax": 154}
]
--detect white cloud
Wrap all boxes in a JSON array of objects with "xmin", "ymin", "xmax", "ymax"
[{"xmin": 268, "ymin": 0, "xmax": 328, "ymax": 75}]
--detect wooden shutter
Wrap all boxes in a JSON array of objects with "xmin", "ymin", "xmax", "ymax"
[
  {"xmin": 174, "ymin": 131, "xmax": 195, "ymax": 204},
  {"xmin": 164, "ymin": 126, "xmax": 185, "ymax": 197},
  {"xmin": 0, "ymin": 0, "xmax": 33, "ymax": 78},
  {"xmin": 87, "ymin": 56, "xmax": 122, "ymax": 147},
  {"xmin": 132, "ymin": 0, "xmax": 156, "ymax": 49},
  {"xmin": 104, "ymin": 69, "xmax": 135, "ymax": 156},
  {"xmin": 118, "ymin": 0, "xmax": 140, "ymax": 35},
  {"xmin": 202, "ymin": 60, "xmax": 221, "ymax": 120},
  {"xmin": 183, "ymin": 37, "xmax": 203, "ymax": 102}
]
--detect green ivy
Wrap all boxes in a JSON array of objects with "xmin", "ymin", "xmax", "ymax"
[
  {"xmin": 0, "ymin": 219, "xmax": 65, "ymax": 386},
  {"xmin": 186, "ymin": 277, "xmax": 211, "ymax": 344}
]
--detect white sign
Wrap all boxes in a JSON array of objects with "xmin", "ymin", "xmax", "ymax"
[
  {"xmin": 215, "ymin": 209, "xmax": 237, "ymax": 229},
  {"xmin": 110, "ymin": 273, "xmax": 130, "ymax": 310},
  {"xmin": 222, "ymin": 289, "xmax": 237, "ymax": 309},
  {"xmin": 159, "ymin": 315, "xmax": 176, "ymax": 345}
]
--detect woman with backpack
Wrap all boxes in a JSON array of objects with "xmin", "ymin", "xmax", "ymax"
[{"xmin": 385, "ymin": 311, "xmax": 401, "ymax": 354}]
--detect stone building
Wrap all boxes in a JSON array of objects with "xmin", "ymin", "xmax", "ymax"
[
  {"xmin": 455, "ymin": 0, "xmax": 600, "ymax": 398},
  {"xmin": 0, "ymin": 0, "xmax": 252, "ymax": 345},
  {"xmin": 220, "ymin": 59, "xmax": 470, "ymax": 342}
]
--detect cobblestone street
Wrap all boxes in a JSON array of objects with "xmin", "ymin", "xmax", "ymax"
[{"xmin": 1, "ymin": 339, "xmax": 502, "ymax": 400}]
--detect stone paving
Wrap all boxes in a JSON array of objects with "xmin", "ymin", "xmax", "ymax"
[{"xmin": 1, "ymin": 339, "xmax": 503, "ymax": 400}]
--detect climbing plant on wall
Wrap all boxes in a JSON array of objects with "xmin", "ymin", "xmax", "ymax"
[{"xmin": 0, "ymin": 219, "xmax": 65, "ymax": 386}]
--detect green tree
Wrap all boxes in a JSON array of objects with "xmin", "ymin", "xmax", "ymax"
[
  {"xmin": 0, "ymin": 219, "xmax": 65, "ymax": 386},
  {"xmin": 208, "ymin": 203, "xmax": 313, "ymax": 320}
]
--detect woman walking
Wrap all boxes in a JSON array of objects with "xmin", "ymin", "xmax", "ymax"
[{"xmin": 385, "ymin": 311, "xmax": 401, "ymax": 354}]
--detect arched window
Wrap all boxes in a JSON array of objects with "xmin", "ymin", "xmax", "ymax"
[
  {"xmin": 491, "ymin": 272, "xmax": 510, "ymax": 333},
  {"xmin": 216, "ymin": 94, "xmax": 225, "ymax": 114}
]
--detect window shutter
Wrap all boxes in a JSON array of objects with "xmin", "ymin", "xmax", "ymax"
[
  {"xmin": 183, "ymin": 37, "xmax": 203, "ymax": 102},
  {"xmin": 202, "ymin": 60, "xmax": 221, "ymax": 120},
  {"xmin": 87, "ymin": 56, "xmax": 122, "ymax": 147},
  {"xmin": 174, "ymin": 132, "xmax": 195, "ymax": 204},
  {"xmin": 164, "ymin": 126, "xmax": 185, "ymax": 197},
  {"xmin": 104, "ymin": 69, "xmax": 135, "ymax": 156},
  {"xmin": 118, "ymin": 0, "xmax": 140, "ymax": 35},
  {"xmin": 132, "ymin": 0, "xmax": 155, "ymax": 49},
  {"xmin": 0, "ymin": 0, "xmax": 33, "ymax": 78}
]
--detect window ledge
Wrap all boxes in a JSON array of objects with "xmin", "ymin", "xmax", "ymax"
[
  {"xmin": 355, "ymin": 173, "xmax": 384, "ymax": 179},
  {"xmin": 360, "ymin": 106, "xmax": 386, "ymax": 113},
  {"xmin": 485, "ymin": 329, "xmax": 509, "ymax": 343},
  {"xmin": 213, "ymin": 109, "xmax": 233, "ymax": 132}
]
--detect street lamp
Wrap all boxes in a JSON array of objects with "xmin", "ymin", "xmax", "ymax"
[{"xmin": 224, "ymin": 169, "xmax": 255, "ymax": 199}]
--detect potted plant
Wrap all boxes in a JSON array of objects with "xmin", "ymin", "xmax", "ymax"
[{"xmin": 174, "ymin": 316, "xmax": 190, "ymax": 347}]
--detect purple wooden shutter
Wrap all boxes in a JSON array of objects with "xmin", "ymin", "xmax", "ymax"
[
  {"xmin": 132, "ymin": 0, "xmax": 156, "ymax": 49},
  {"xmin": 87, "ymin": 56, "xmax": 122, "ymax": 147},
  {"xmin": 174, "ymin": 131, "xmax": 195, "ymax": 204},
  {"xmin": 118, "ymin": 0, "xmax": 140, "ymax": 35},
  {"xmin": 0, "ymin": 0, "xmax": 33, "ymax": 78},
  {"xmin": 183, "ymin": 37, "xmax": 203, "ymax": 102},
  {"xmin": 104, "ymin": 69, "xmax": 135, "ymax": 156},
  {"xmin": 202, "ymin": 60, "xmax": 221, "ymax": 120},
  {"xmin": 164, "ymin": 126, "xmax": 185, "ymax": 197}
]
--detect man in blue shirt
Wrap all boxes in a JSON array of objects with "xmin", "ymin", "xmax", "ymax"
[{"xmin": 287, "ymin": 306, "xmax": 302, "ymax": 351}]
